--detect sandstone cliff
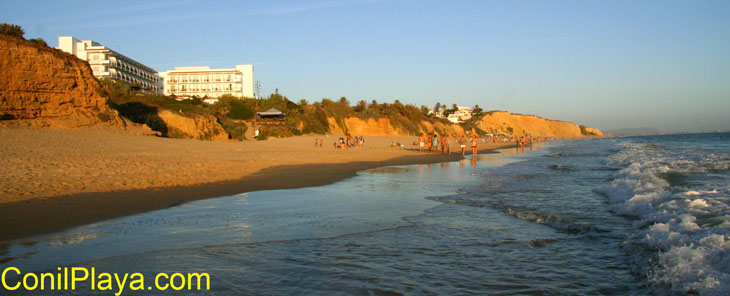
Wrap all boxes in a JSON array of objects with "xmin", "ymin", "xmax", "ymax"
[
  {"xmin": 325, "ymin": 111, "xmax": 602, "ymax": 138},
  {"xmin": 327, "ymin": 117, "xmax": 467, "ymax": 137},
  {"xmin": 157, "ymin": 109, "xmax": 229, "ymax": 141},
  {"xmin": 0, "ymin": 34, "xmax": 127, "ymax": 128},
  {"xmin": 476, "ymin": 111, "xmax": 604, "ymax": 137},
  {"xmin": 328, "ymin": 117, "xmax": 406, "ymax": 136},
  {"xmin": 114, "ymin": 102, "xmax": 229, "ymax": 141}
]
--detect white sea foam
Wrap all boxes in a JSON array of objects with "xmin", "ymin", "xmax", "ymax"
[{"xmin": 596, "ymin": 141, "xmax": 730, "ymax": 295}]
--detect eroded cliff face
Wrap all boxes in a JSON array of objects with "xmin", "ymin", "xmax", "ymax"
[
  {"xmin": 327, "ymin": 117, "xmax": 468, "ymax": 137},
  {"xmin": 325, "ymin": 111, "xmax": 603, "ymax": 138},
  {"xmin": 0, "ymin": 34, "xmax": 124, "ymax": 128},
  {"xmin": 157, "ymin": 110, "xmax": 229, "ymax": 141},
  {"xmin": 476, "ymin": 111, "xmax": 603, "ymax": 138},
  {"xmin": 581, "ymin": 126, "xmax": 604, "ymax": 137},
  {"xmin": 113, "ymin": 102, "xmax": 229, "ymax": 141},
  {"xmin": 327, "ymin": 117, "xmax": 406, "ymax": 136}
]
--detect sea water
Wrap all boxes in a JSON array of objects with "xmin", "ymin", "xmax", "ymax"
[{"xmin": 1, "ymin": 133, "xmax": 728, "ymax": 295}]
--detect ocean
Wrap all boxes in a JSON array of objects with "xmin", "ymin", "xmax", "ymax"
[{"xmin": 1, "ymin": 133, "xmax": 728, "ymax": 295}]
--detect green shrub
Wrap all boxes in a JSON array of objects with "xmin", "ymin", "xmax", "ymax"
[
  {"xmin": 29, "ymin": 38, "xmax": 47, "ymax": 47},
  {"xmin": 0, "ymin": 23, "xmax": 24, "ymax": 39},
  {"xmin": 99, "ymin": 78, "xmax": 131, "ymax": 104},
  {"xmin": 219, "ymin": 118, "xmax": 247, "ymax": 141},
  {"xmin": 228, "ymin": 101, "xmax": 254, "ymax": 119},
  {"xmin": 298, "ymin": 105, "xmax": 329, "ymax": 134}
]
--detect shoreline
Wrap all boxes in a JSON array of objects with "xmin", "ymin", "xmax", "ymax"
[{"xmin": 0, "ymin": 144, "xmax": 513, "ymax": 242}]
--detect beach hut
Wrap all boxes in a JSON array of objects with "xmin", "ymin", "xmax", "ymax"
[{"xmin": 256, "ymin": 108, "xmax": 286, "ymax": 122}]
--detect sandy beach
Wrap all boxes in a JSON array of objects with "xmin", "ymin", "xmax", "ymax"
[{"xmin": 0, "ymin": 127, "xmax": 513, "ymax": 240}]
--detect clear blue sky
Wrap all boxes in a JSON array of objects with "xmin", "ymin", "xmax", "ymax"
[{"xmin": 3, "ymin": 0, "xmax": 729, "ymax": 132}]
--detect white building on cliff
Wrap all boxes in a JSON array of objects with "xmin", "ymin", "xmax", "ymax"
[
  {"xmin": 447, "ymin": 106, "xmax": 473, "ymax": 123},
  {"xmin": 157, "ymin": 65, "xmax": 254, "ymax": 104},
  {"xmin": 56, "ymin": 36, "xmax": 161, "ymax": 94},
  {"xmin": 429, "ymin": 106, "xmax": 473, "ymax": 123}
]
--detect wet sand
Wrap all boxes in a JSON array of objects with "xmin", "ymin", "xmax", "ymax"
[{"xmin": 0, "ymin": 127, "xmax": 513, "ymax": 241}]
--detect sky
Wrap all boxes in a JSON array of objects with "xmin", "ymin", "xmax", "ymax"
[{"xmin": 2, "ymin": 0, "xmax": 729, "ymax": 133}]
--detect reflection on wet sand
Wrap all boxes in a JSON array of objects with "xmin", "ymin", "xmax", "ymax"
[{"xmin": 367, "ymin": 167, "xmax": 409, "ymax": 174}]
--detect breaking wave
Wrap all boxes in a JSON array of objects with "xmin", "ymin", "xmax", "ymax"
[{"xmin": 595, "ymin": 136, "xmax": 730, "ymax": 295}]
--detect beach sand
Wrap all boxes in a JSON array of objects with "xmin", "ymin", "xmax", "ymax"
[{"xmin": 0, "ymin": 127, "xmax": 513, "ymax": 240}]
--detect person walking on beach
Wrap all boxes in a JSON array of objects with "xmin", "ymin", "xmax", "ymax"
[
  {"xmin": 439, "ymin": 135, "xmax": 447, "ymax": 154},
  {"xmin": 445, "ymin": 135, "xmax": 451, "ymax": 154},
  {"xmin": 459, "ymin": 136, "xmax": 466, "ymax": 156},
  {"xmin": 418, "ymin": 134, "xmax": 425, "ymax": 152},
  {"xmin": 432, "ymin": 134, "xmax": 439, "ymax": 153},
  {"xmin": 471, "ymin": 135, "xmax": 478, "ymax": 156}
]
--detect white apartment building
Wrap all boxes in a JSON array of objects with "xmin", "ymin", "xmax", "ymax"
[
  {"xmin": 158, "ymin": 65, "xmax": 254, "ymax": 104},
  {"xmin": 447, "ymin": 106, "xmax": 473, "ymax": 124},
  {"xmin": 57, "ymin": 36, "xmax": 161, "ymax": 94}
]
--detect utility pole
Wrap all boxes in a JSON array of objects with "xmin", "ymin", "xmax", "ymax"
[{"xmin": 254, "ymin": 80, "xmax": 261, "ymax": 99}]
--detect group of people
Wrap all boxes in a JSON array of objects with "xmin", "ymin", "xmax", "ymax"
[
  {"xmin": 516, "ymin": 136, "xmax": 542, "ymax": 148},
  {"xmin": 331, "ymin": 135, "xmax": 364, "ymax": 149},
  {"xmin": 417, "ymin": 134, "xmax": 479, "ymax": 156}
]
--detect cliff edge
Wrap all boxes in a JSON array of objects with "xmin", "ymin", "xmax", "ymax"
[
  {"xmin": 0, "ymin": 34, "xmax": 126, "ymax": 128},
  {"xmin": 325, "ymin": 112, "xmax": 602, "ymax": 138},
  {"xmin": 476, "ymin": 111, "xmax": 603, "ymax": 137}
]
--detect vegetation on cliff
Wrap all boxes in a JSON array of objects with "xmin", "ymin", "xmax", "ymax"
[
  {"xmin": 101, "ymin": 78, "xmax": 478, "ymax": 141},
  {"xmin": 2, "ymin": 22, "xmax": 602, "ymax": 140}
]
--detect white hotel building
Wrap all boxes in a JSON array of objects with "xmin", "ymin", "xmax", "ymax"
[
  {"xmin": 157, "ymin": 65, "xmax": 254, "ymax": 104},
  {"xmin": 57, "ymin": 36, "xmax": 161, "ymax": 94}
]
